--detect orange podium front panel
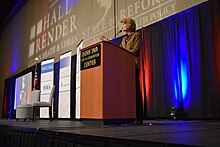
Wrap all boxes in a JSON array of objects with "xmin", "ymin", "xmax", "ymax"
[{"xmin": 80, "ymin": 41, "xmax": 136, "ymax": 120}]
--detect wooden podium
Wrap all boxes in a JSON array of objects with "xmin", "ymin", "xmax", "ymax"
[{"xmin": 80, "ymin": 41, "xmax": 136, "ymax": 124}]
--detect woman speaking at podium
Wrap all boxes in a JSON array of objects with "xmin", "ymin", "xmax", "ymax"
[{"xmin": 101, "ymin": 18, "xmax": 143, "ymax": 125}]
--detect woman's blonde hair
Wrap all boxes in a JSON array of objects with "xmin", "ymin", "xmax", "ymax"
[{"xmin": 120, "ymin": 18, "xmax": 136, "ymax": 32}]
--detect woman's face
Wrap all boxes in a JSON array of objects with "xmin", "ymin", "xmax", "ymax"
[{"xmin": 122, "ymin": 23, "xmax": 131, "ymax": 32}]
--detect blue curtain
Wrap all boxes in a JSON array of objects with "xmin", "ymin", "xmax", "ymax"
[{"xmin": 140, "ymin": 1, "xmax": 220, "ymax": 119}]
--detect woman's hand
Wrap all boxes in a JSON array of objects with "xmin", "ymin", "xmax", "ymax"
[{"xmin": 100, "ymin": 36, "xmax": 109, "ymax": 41}]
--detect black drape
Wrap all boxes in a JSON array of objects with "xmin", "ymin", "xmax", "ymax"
[{"xmin": 139, "ymin": 1, "xmax": 220, "ymax": 119}]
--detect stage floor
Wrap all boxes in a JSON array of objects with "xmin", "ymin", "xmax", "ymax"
[{"xmin": 1, "ymin": 119, "xmax": 220, "ymax": 147}]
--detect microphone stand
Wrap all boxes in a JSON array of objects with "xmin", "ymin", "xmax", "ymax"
[{"xmin": 113, "ymin": 30, "xmax": 122, "ymax": 39}]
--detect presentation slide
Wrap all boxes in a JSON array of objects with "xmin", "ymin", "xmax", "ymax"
[
  {"xmin": 40, "ymin": 58, "xmax": 54, "ymax": 118},
  {"xmin": 58, "ymin": 51, "xmax": 71, "ymax": 118},
  {"xmin": 14, "ymin": 72, "xmax": 32, "ymax": 109},
  {"xmin": 75, "ymin": 40, "xmax": 83, "ymax": 119}
]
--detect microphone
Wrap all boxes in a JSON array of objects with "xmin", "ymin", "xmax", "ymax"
[{"xmin": 113, "ymin": 30, "xmax": 122, "ymax": 39}]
